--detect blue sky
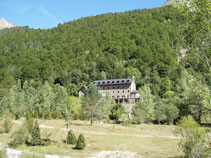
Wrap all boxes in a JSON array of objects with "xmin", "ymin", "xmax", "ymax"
[{"xmin": 0, "ymin": 0, "xmax": 167, "ymax": 29}]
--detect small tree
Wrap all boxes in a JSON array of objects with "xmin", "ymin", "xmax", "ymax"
[
  {"xmin": 82, "ymin": 84, "xmax": 102, "ymax": 125},
  {"xmin": 76, "ymin": 133, "xmax": 86, "ymax": 150},
  {"xmin": 175, "ymin": 116, "xmax": 210, "ymax": 157},
  {"xmin": 109, "ymin": 103, "xmax": 125, "ymax": 121},
  {"xmin": 31, "ymin": 120, "xmax": 42, "ymax": 146},
  {"xmin": 3, "ymin": 116, "xmax": 12, "ymax": 133},
  {"xmin": 132, "ymin": 84, "xmax": 155, "ymax": 123},
  {"xmin": 10, "ymin": 122, "xmax": 28, "ymax": 147},
  {"xmin": 67, "ymin": 130, "xmax": 76, "ymax": 144}
]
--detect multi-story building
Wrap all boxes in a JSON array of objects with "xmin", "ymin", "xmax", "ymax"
[{"xmin": 79, "ymin": 77, "xmax": 140, "ymax": 104}]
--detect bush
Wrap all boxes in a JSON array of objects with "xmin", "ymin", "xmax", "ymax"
[
  {"xmin": 31, "ymin": 120, "xmax": 42, "ymax": 146},
  {"xmin": 3, "ymin": 116, "xmax": 12, "ymax": 133},
  {"xmin": 109, "ymin": 104, "xmax": 125, "ymax": 121},
  {"xmin": 67, "ymin": 130, "xmax": 76, "ymax": 144},
  {"xmin": 26, "ymin": 118, "xmax": 34, "ymax": 134},
  {"xmin": 75, "ymin": 133, "xmax": 86, "ymax": 150},
  {"xmin": 175, "ymin": 116, "xmax": 210, "ymax": 158},
  {"xmin": 10, "ymin": 122, "xmax": 28, "ymax": 147}
]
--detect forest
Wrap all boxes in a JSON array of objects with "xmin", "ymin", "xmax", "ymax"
[
  {"xmin": 0, "ymin": 0, "xmax": 210, "ymax": 121},
  {"xmin": 0, "ymin": 0, "xmax": 210, "ymax": 157}
]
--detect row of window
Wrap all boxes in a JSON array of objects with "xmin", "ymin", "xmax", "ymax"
[
  {"xmin": 101, "ymin": 86, "xmax": 129, "ymax": 90},
  {"xmin": 101, "ymin": 90, "xmax": 130, "ymax": 93},
  {"xmin": 94, "ymin": 79, "xmax": 131, "ymax": 85}
]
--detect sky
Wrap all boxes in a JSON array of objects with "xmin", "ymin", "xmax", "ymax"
[{"xmin": 0, "ymin": 0, "xmax": 167, "ymax": 29}]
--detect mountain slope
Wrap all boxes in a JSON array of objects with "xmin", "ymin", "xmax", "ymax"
[{"xmin": 0, "ymin": 6, "xmax": 209, "ymax": 95}]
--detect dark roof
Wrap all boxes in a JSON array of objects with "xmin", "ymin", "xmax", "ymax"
[{"xmin": 93, "ymin": 78, "xmax": 134, "ymax": 86}]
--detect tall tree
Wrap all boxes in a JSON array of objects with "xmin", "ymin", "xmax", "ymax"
[
  {"xmin": 81, "ymin": 84, "xmax": 102, "ymax": 125},
  {"xmin": 132, "ymin": 84, "xmax": 155, "ymax": 123},
  {"xmin": 181, "ymin": 71, "xmax": 211, "ymax": 123}
]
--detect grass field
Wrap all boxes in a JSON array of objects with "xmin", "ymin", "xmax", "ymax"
[{"xmin": 0, "ymin": 119, "xmax": 183, "ymax": 158}]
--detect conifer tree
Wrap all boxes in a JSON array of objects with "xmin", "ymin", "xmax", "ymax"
[
  {"xmin": 67, "ymin": 130, "xmax": 76, "ymax": 144},
  {"xmin": 31, "ymin": 120, "xmax": 42, "ymax": 146},
  {"xmin": 76, "ymin": 133, "xmax": 86, "ymax": 150}
]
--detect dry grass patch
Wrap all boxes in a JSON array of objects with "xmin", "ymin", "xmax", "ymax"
[{"xmin": 0, "ymin": 119, "xmax": 182, "ymax": 158}]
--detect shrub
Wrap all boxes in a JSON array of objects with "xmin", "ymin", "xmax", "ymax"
[
  {"xmin": 175, "ymin": 116, "xmax": 210, "ymax": 158},
  {"xmin": 76, "ymin": 133, "xmax": 86, "ymax": 150},
  {"xmin": 26, "ymin": 118, "xmax": 34, "ymax": 134},
  {"xmin": 10, "ymin": 122, "xmax": 28, "ymax": 147},
  {"xmin": 3, "ymin": 116, "xmax": 12, "ymax": 133},
  {"xmin": 67, "ymin": 130, "xmax": 76, "ymax": 144},
  {"xmin": 31, "ymin": 120, "xmax": 42, "ymax": 146},
  {"xmin": 109, "ymin": 104, "xmax": 125, "ymax": 121}
]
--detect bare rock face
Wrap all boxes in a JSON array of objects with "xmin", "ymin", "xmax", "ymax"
[
  {"xmin": 163, "ymin": 0, "xmax": 190, "ymax": 6},
  {"xmin": 0, "ymin": 18, "xmax": 17, "ymax": 30}
]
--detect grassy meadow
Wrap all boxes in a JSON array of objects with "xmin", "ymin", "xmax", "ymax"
[{"xmin": 0, "ymin": 118, "xmax": 183, "ymax": 158}]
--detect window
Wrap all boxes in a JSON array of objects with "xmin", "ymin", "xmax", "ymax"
[
  {"xmin": 102, "ymin": 82, "xmax": 105, "ymax": 84},
  {"xmin": 127, "ymin": 80, "xmax": 130, "ymax": 82},
  {"xmin": 122, "ymin": 80, "xmax": 125, "ymax": 83},
  {"xmin": 112, "ymin": 81, "xmax": 115, "ymax": 83},
  {"xmin": 107, "ymin": 81, "xmax": 110, "ymax": 84},
  {"xmin": 108, "ymin": 87, "xmax": 110, "ymax": 89},
  {"xmin": 118, "ymin": 87, "xmax": 119, "ymax": 89},
  {"xmin": 128, "ymin": 90, "xmax": 130, "ymax": 92},
  {"xmin": 113, "ymin": 91, "xmax": 114, "ymax": 93},
  {"xmin": 98, "ymin": 82, "xmax": 100, "ymax": 84},
  {"xmin": 117, "ymin": 81, "xmax": 119, "ymax": 83},
  {"xmin": 118, "ymin": 91, "xmax": 119, "ymax": 93},
  {"xmin": 123, "ymin": 90, "xmax": 124, "ymax": 93},
  {"xmin": 113, "ymin": 87, "xmax": 115, "ymax": 89}
]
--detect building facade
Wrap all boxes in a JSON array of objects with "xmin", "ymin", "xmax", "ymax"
[{"xmin": 79, "ymin": 77, "xmax": 140, "ymax": 104}]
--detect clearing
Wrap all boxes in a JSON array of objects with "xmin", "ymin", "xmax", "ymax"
[{"xmin": 0, "ymin": 119, "xmax": 182, "ymax": 158}]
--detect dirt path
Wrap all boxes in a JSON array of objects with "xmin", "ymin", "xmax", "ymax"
[{"xmin": 39, "ymin": 125, "xmax": 179, "ymax": 139}]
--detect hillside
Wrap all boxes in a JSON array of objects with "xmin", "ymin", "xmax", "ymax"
[{"xmin": 0, "ymin": 5, "xmax": 209, "ymax": 96}]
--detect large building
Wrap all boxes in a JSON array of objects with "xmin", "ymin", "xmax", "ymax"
[{"xmin": 79, "ymin": 77, "xmax": 140, "ymax": 104}]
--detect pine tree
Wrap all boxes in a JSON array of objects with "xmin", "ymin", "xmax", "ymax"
[
  {"xmin": 76, "ymin": 133, "xmax": 86, "ymax": 150},
  {"xmin": 31, "ymin": 120, "xmax": 42, "ymax": 146},
  {"xmin": 67, "ymin": 130, "xmax": 76, "ymax": 144}
]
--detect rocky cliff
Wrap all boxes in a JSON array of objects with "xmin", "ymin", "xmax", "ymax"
[{"xmin": 0, "ymin": 18, "xmax": 17, "ymax": 30}]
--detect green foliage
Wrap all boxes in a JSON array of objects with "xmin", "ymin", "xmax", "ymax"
[
  {"xmin": 67, "ymin": 130, "xmax": 76, "ymax": 144},
  {"xmin": 10, "ymin": 122, "xmax": 29, "ymax": 147},
  {"xmin": 162, "ymin": 91, "xmax": 180, "ymax": 124},
  {"xmin": 133, "ymin": 84, "xmax": 155, "ymax": 123},
  {"xmin": 31, "ymin": 120, "xmax": 42, "ymax": 146},
  {"xmin": 26, "ymin": 118, "xmax": 34, "ymax": 134},
  {"xmin": 82, "ymin": 84, "xmax": 103, "ymax": 125},
  {"xmin": 176, "ymin": 116, "xmax": 211, "ymax": 157},
  {"xmin": 0, "ymin": 6, "xmax": 189, "ymax": 95},
  {"xmin": 179, "ymin": 71, "xmax": 211, "ymax": 123},
  {"xmin": 109, "ymin": 104, "xmax": 125, "ymax": 121},
  {"xmin": 3, "ymin": 115, "xmax": 12, "ymax": 133},
  {"xmin": 76, "ymin": 133, "xmax": 86, "ymax": 150}
]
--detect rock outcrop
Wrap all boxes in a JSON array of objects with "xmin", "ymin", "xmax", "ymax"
[{"xmin": 0, "ymin": 18, "xmax": 17, "ymax": 30}]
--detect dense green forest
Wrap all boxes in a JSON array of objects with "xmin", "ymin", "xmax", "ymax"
[
  {"xmin": 0, "ymin": 3, "xmax": 210, "ymax": 122},
  {"xmin": 0, "ymin": 6, "xmax": 190, "ymax": 94}
]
